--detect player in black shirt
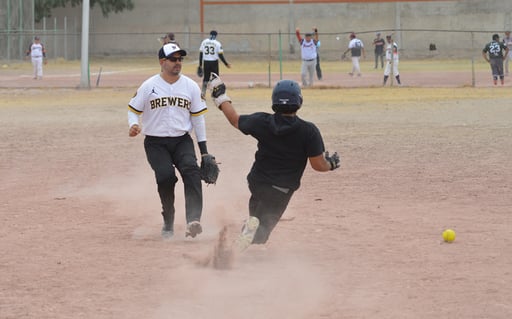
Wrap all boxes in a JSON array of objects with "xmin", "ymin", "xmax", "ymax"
[
  {"xmin": 482, "ymin": 34, "xmax": 509, "ymax": 85},
  {"xmin": 208, "ymin": 74, "xmax": 340, "ymax": 251}
]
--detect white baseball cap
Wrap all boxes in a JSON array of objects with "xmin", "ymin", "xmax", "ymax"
[{"xmin": 159, "ymin": 43, "xmax": 187, "ymax": 59}]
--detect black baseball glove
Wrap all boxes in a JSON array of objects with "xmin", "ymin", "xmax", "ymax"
[
  {"xmin": 197, "ymin": 66, "xmax": 204, "ymax": 78},
  {"xmin": 200, "ymin": 154, "xmax": 220, "ymax": 184},
  {"xmin": 207, "ymin": 73, "xmax": 231, "ymax": 109},
  {"xmin": 325, "ymin": 151, "xmax": 340, "ymax": 170}
]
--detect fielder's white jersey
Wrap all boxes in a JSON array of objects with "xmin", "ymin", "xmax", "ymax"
[
  {"xmin": 128, "ymin": 74, "xmax": 207, "ymax": 138},
  {"xmin": 199, "ymin": 38, "xmax": 224, "ymax": 61},
  {"xmin": 300, "ymin": 39, "xmax": 317, "ymax": 60},
  {"xmin": 348, "ymin": 38, "xmax": 364, "ymax": 57},
  {"xmin": 348, "ymin": 38, "xmax": 364, "ymax": 49},
  {"xmin": 504, "ymin": 36, "xmax": 512, "ymax": 49},
  {"xmin": 386, "ymin": 42, "xmax": 399, "ymax": 61},
  {"xmin": 29, "ymin": 43, "xmax": 45, "ymax": 58}
]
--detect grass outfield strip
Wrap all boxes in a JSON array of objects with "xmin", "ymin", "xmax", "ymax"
[
  {"xmin": 0, "ymin": 57, "xmax": 493, "ymax": 74},
  {"xmin": 2, "ymin": 87, "xmax": 511, "ymax": 109}
]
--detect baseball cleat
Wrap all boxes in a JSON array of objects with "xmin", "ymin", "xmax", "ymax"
[
  {"xmin": 234, "ymin": 216, "xmax": 260, "ymax": 253},
  {"xmin": 186, "ymin": 221, "xmax": 203, "ymax": 238}
]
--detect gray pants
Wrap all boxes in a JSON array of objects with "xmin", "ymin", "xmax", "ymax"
[
  {"xmin": 490, "ymin": 58, "xmax": 504, "ymax": 80},
  {"xmin": 301, "ymin": 59, "xmax": 316, "ymax": 87}
]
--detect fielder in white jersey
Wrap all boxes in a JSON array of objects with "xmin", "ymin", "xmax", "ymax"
[
  {"xmin": 503, "ymin": 31, "xmax": 512, "ymax": 75},
  {"xmin": 383, "ymin": 35, "xmax": 401, "ymax": 86},
  {"xmin": 128, "ymin": 43, "xmax": 212, "ymax": 239},
  {"xmin": 25, "ymin": 36, "xmax": 47, "ymax": 80},
  {"xmin": 342, "ymin": 33, "xmax": 365, "ymax": 77},
  {"xmin": 295, "ymin": 28, "xmax": 319, "ymax": 87},
  {"xmin": 198, "ymin": 30, "xmax": 231, "ymax": 98}
]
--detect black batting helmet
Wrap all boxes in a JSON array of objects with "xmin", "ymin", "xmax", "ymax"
[
  {"xmin": 271, "ymin": 80, "xmax": 303, "ymax": 113},
  {"xmin": 210, "ymin": 30, "xmax": 218, "ymax": 39},
  {"xmin": 492, "ymin": 33, "xmax": 500, "ymax": 41}
]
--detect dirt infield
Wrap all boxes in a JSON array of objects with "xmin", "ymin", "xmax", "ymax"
[{"xmin": 1, "ymin": 62, "xmax": 512, "ymax": 318}]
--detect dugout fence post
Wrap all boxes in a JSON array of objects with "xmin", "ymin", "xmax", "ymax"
[
  {"xmin": 80, "ymin": 0, "xmax": 90, "ymax": 89},
  {"xmin": 471, "ymin": 31, "xmax": 475, "ymax": 87}
]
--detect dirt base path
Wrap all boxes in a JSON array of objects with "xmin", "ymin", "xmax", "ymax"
[{"xmin": 1, "ymin": 83, "xmax": 511, "ymax": 318}]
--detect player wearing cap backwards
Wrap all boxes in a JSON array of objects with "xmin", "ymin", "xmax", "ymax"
[
  {"xmin": 128, "ymin": 43, "xmax": 213, "ymax": 239},
  {"xmin": 198, "ymin": 30, "xmax": 231, "ymax": 99}
]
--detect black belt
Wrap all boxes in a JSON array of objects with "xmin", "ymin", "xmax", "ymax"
[{"xmin": 303, "ymin": 58, "xmax": 315, "ymax": 61}]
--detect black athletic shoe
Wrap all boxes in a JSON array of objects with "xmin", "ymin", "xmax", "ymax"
[{"xmin": 161, "ymin": 223, "xmax": 174, "ymax": 239}]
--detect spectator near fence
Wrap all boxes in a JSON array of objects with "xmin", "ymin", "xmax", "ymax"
[
  {"xmin": 373, "ymin": 32, "xmax": 385, "ymax": 69},
  {"xmin": 161, "ymin": 32, "xmax": 179, "ymax": 46}
]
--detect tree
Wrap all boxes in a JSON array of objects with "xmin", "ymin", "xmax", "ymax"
[{"xmin": 35, "ymin": 0, "xmax": 134, "ymax": 23}]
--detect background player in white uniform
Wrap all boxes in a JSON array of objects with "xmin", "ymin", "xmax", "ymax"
[
  {"xmin": 503, "ymin": 31, "xmax": 512, "ymax": 75},
  {"xmin": 25, "ymin": 36, "xmax": 47, "ymax": 80},
  {"xmin": 383, "ymin": 35, "xmax": 401, "ymax": 86},
  {"xmin": 128, "ymin": 43, "xmax": 212, "ymax": 239},
  {"xmin": 342, "ymin": 32, "xmax": 365, "ymax": 77},
  {"xmin": 198, "ymin": 30, "xmax": 231, "ymax": 98},
  {"xmin": 295, "ymin": 28, "xmax": 319, "ymax": 87}
]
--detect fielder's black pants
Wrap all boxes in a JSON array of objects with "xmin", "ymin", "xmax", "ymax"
[
  {"xmin": 144, "ymin": 134, "xmax": 202, "ymax": 229},
  {"xmin": 316, "ymin": 54, "xmax": 323, "ymax": 80},
  {"xmin": 247, "ymin": 177, "xmax": 295, "ymax": 244},
  {"xmin": 201, "ymin": 60, "xmax": 220, "ymax": 95},
  {"xmin": 375, "ymin": 52, "xmax": 384, "ymax": 68}
]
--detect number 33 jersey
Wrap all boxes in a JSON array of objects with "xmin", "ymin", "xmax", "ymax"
[{"xmin": 199, "ymin": 39, "xmax": 224, "ymax": 61}]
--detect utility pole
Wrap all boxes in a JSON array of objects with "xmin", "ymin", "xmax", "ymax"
[{"xmin": 80, "ymin": 0, "xmax": 90, "ymax": 89}]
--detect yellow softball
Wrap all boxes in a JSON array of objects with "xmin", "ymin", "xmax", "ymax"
[{"xmin": 442, "ymin": 229, "xmax": 456, "ymax": 243}]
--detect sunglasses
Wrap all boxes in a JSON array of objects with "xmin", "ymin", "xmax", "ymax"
[{"xmin": 166, "ymin": 56, "xmax": 184, "ymax": 62}]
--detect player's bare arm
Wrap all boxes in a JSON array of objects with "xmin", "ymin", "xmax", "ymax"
[
  {"xmin": 309, "ymin": 152, "xmax": 340, "ymax": 172},
  {"xmin": 218, "ymin": 101, "xmax": 239, "ymax": 129},
  {"xmin": 295, "ymin": 28, "xmax": 302, "ymax": 42}
]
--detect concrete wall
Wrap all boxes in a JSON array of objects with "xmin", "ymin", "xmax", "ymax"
[{"xmin": 47, "ymin": 0, "xmax": 512, "ymax": 60}]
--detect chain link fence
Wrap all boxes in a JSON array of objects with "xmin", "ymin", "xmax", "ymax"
[{"xmin": 1, "ymin": 27, "xmax": 502, "ymax": 63}]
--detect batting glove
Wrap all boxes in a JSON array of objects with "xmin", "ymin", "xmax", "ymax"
[
  {"xmin": 207, "ymin": 73, "xmax": 231, "ymax": 109},
  {"xmin": 325, "ymin": 151, "xmax": 340, "ymax": 170}
]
